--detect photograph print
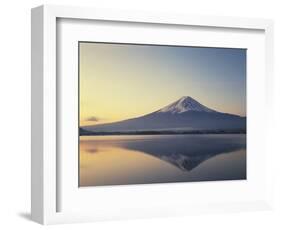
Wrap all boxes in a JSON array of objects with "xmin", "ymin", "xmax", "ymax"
[{"xmin": 79, "ymin": 42, "xmax": 246, "ymax": 187}]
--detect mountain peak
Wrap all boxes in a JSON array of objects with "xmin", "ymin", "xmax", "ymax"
[
  {"xmin": 178, "ymin": 96, "xmax": 197, "ymax": 103},
  {"xmin": 158, "ymin": 96, "xmax": 217, "ymax": 114}
]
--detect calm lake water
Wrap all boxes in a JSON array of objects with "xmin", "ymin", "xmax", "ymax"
[{"xmin": 79, "ymin": 134, "xmax": 246, "ymax": 187}]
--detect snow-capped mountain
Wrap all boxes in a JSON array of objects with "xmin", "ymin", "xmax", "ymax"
[
  {"xmin": 83, "ymin": 96, "xmax": 246, "ymax": 133},
  {"xmin": 158, "ymin": 96, "xmax": 217, "ymax": 114}
]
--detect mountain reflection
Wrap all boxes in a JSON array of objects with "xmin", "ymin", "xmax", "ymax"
[{"xmin": 85, "ymin": 135, "xmax": 246, "ymax": 172}]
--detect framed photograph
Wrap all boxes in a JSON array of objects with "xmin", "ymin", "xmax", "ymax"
[{"xmin": 31, "ymin": 5, "xmax": 274, "ymax": 224}]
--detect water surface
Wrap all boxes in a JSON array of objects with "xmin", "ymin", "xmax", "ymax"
[{"xmin": 79, "ymin": 134, "xmax": 246, "ymax": 187}]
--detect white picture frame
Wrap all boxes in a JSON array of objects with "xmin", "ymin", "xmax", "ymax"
[{"xmin": 31, "ymin": 5, "xmax": 274, "ymax": 225}]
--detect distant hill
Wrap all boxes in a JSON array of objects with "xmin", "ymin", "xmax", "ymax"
[
  {"xmin": 79, "ymin": 127, "xmax": 93, "ymax": 135},
  {"xmin": 82, "ymin": 96, "xmax": 246, "ymax": 134}
]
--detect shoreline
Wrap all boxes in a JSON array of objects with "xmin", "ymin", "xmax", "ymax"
[{"xmin": 79, "ymin": 130, "xmax": 246, "ymax": 136}]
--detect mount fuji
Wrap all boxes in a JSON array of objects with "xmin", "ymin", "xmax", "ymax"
[{"xmin": 82, "ymin": 96, "xmax": 246, "ymax": 134}]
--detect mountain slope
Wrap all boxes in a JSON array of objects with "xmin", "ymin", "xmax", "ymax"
[{"xmin": 83, "ymin": 96, "xmax": 246, "ymax": 133}]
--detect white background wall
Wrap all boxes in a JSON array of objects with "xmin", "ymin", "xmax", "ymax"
[{"xmin": 0, "ymin": 0, "xmax": 280, "ymax": 229}]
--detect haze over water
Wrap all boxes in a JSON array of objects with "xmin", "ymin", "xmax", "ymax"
[{"xmin": 79, "ymin": 134, "xmax": 246, "ymax": 187}]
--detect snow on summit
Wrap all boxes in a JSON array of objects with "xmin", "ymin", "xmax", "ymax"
[{"xmin": 158, "ymin": 96, "xmax": 217, "ymax": 114}]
